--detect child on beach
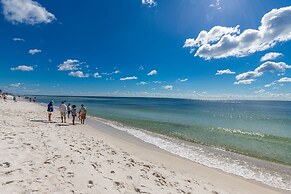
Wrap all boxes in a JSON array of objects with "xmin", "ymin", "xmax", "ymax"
[
  {"xmin": 59, "ymin": 101, "xmax": 67, "ymax": 123},
  {"xmin": 47, "ymin": 101, "xmax": 54, "ymax": 122},
  {"xmin": 79, "ymin": 104, "xmax": 87, "ymax": 124},
  {"xmin": 71, "ymin": 105, "xmax": 77, "ymax": 125}
]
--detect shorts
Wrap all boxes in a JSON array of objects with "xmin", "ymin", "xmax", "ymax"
[{"xmin": 60, "ymin": 112, "xmax": 66, "ymax": 117}]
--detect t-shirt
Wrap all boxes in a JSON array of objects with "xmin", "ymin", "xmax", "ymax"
[
  {"xmin": 47, "ymin": 103, "xmax": 53, "ymax": 112},
  {"xmin": 60, "ymin": 104, "xmax": 67, "ymax": 113},
  {"xmin": 67, "ymin": 105, "xmax": 72, "ymax": 112}
]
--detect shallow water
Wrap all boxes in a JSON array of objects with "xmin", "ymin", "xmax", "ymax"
[{"xmin": 35, "ymin": 96, "xmax": 291, "ymax": 190}]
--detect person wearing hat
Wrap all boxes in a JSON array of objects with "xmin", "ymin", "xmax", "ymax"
[
  {"xmin": 47, "ymin": 101, "xmax": 54, "ymax": 122},
  {"xmin": 79, "ymin": 104, "xmax": 87, "ymax": 124}
]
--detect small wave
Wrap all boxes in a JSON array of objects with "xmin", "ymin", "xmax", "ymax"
[
  {"xmin": 91, "ymin": 116, "xmax": 291, "ymax": 191},
  {"xmin": 213, "ymin": 127, "xmax": 266, "ymax": 137}
]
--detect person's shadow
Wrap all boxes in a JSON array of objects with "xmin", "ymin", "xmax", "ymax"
[{"xmin": 30, "ymin": 119, "xmax": 57, "ymax": 123}]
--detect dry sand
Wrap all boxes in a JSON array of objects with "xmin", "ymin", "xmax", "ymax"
[{"xmin": 0, "ymin": 98, "xmax": 288, "ymax": 193}]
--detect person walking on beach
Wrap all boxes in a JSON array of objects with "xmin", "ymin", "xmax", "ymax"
[
  {"xmin": 79, "ymin": 104, "xmax": 87, "ymax": 124},
  {"xmin": 47, "ymin": 101, "xmax": 54, "ymax": 122},
  {"xmin": 59, "ymin": 101, "xmax": 67, "ymax": 123},
  {"xmin": 71, "ymin": 105, "xmax": 77, "ymax": 125},
  {"xmin": 67, "ymin": 103, "xmax": 72, "ymax": 118}
]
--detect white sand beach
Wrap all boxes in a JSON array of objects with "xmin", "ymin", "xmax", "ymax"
[{"xmin": 0, "ymin": 98, "xmax": 288, "ymax": 194}]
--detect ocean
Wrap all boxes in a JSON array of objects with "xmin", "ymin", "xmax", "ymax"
[{"xmin": 34, "ymin": 95, "xmax": 291, "ymax": 191}]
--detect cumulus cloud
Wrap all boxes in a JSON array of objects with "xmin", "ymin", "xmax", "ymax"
[
  {"xmin": 234, "ymin": 79, "xmax": 255, "ymax": 85},
  {"xmin": 1, "ymin": 0, "xmax": 56, "ymax": 25},
  {"xmin": 147, "ymin": 70, "xmax": 157, "ymax": 76},
  {"xmin": 120, "ymin": 76, "xmax": 138, "ymax": 81},
  {"xmin": 277, "ymin": 77, "xmax": 291, "ymax": 83},
  {"xmin": 9, "ymin": 83, "xmax": 21, "ymax": 88},
  {"xmin": 235, "ymin": 61, "xmax": 291, "ymax": 84},
  {"xmin": 13, "ymin": 37, "xmax": 24, "ymax": 42},
  {"xmin": 58, "ymin": 59, "xmax": 80, "ymax": 71},
  {"xmin": 215, "ymin": 69, "xmax": 235, "ymax": 75},
  {"xmin": 142, "ymin": 0, "xmax": 156, "ymax": 6},
  {"xmin": 163, "ymin": 85, "xmax": 173, "ymax": 90},
  {"xmin": 68, "ymin": 71, "xmax": 89, "ymax": 78},
  {"xmin": 10, "ymin": 65, "xmax": 33, "ymax": 71},
  {"xmin": 184, "ymin": 6, "xmax": 291, "ymax": 59},
  {"xmin": 93, "ymin": 72, "xmax": 101, "ymax": 78},
  {"xmin": 260, "ymin": 52, "xmax": 283, "ymax": 62},
  {"xmin": 28, "ymin": 49, "xmax": 41, "ymax": 55}
]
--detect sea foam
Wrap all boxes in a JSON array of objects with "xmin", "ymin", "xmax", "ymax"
[{"xmin": 93, "ymin": 116, "xmax": 291, "ymax": 191}]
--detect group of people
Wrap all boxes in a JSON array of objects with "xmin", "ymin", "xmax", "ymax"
[{"xmin": 47, "ymin": 101, "xmax": 87, "ymax": 125}]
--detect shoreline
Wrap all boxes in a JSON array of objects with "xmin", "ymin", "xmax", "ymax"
[
  {"xmin": 0, "ymin": 99, "xmax": 289, "ymax": 193},
  {"xmin": 86, "ymin": 115, "xmax": 291, "ymax": 192}
]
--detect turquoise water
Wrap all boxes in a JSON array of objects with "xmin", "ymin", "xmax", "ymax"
[
  {"xmin": 34, "ymin": 96, "xmax": 291, "ymax": 190},
  {"xmin": 36, "ymin": 96, "xmax": 291, "ymax": 165}
]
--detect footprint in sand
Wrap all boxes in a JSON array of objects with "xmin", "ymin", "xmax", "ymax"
[
  {"xmin": 67, "ymin": 172, "xmax": 74, "ymax": 178},
  {"xmin": 87, "ymin": 180, "xmax": 94, "ymax": 188},
  {"xmin": 1, "ymin": 162, "xmax": 11, "ymax": 168}
]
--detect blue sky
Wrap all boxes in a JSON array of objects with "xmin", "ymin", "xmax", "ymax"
[{"xmin": 1, "ymin": 0, "xmax": 291, "ymax": 100}]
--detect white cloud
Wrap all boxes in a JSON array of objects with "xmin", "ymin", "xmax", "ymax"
[
  {"xmin": 142, "ymin": 0, "xmax": 156, "ymax": 6},
  {"xmin": 209, "ymin": 0, "xmax": 221, "ymax": 10},
  {"xmin": 1, "ymin": 0, "xmax": 56, "ymax": 25},
  {"xmin": 147, "ymin": 70, "xmax": 157, "ymax": 76},
  {"xmin": 260, "ymin": 52, "xmax": 283, "ymax": 62},
  {"xmin": 139, "ymin": 66, "xmax": 144, "ymax": 71},
  {"xmin": 102, "ymin": 70, "xmax": 121, "ymax": 75},
  {"xmin": 153, "ymin": 81, "xmax": 162, "ymax": 84},
  {"xmin": 13, "ymin": 37, "xmax": 24, "ymax": 42},
  {"xmin": 68, "ymin": 71, "xmax": 89, "ymax": 78},
  {"xmin": 184, "ymin": 6, "xmax": 291, "ymax": 59},
  {"xmin": 9, "ymin": 83, "xmax": 21, "ymax": 88},
  {"xmin": 120, "ymin": 76, "xmax": 138, "ymax": 81},
  {"xmin": 215, "ymin": 69, "xmax": 235, "ymax": 75},
  {"xmin": 93, "ymin": 72, "xmax": 101, "ymax": 78},
  {"xmin": 234, "ymin": 79, "xmax": 255, "ymax": 85},
  {"xmin": 10, "ymin": 65, "xmax": 33, "ymax": 71},
  {"xmin": 256, "ymin": 61, "xmax": 291, "ymax": 72},
  {"xmin": 163, "ymin": 85, "xmax": 173, "ymax": 90},
  {"xmin": 277, "ymin": 77, "xmax": 291, "ymax": 83},
  {"xmin": 58, "ymin": 59, "xmax": 80, "ymax": 71},
  {"xmin": 28, "ymin": 49, "xmax": 41, "ymax": 55},
  {"xmin": 255, "ymin": 89, "xmax": 265, "ymax": 94},
  {"xmin": 235, "ymin": 61, "xmax": 291, "ymax": 84},
  {"xmin": 178, "ymin": 78, "xmax": 188, "ymax": 82},
  {"xmin": 236, "ymin": 71, "xmax": 262, "ymax": 80},
  {"xmin": 264, "ymin": 82, "xmax": 276, "ymax": 88},
  {"xmin": 137, "ymin": 81, "xmax": 148, "ymax": 85}
]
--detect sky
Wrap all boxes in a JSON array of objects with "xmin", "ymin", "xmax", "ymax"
[{"xmin": 1, "ymin": 0, "xmax": 291, "ymax": 100}]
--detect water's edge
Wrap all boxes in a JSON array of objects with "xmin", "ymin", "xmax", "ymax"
[{"xmin": 87, "ymin": 115, "xmax": 291, "ymax": 192}]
